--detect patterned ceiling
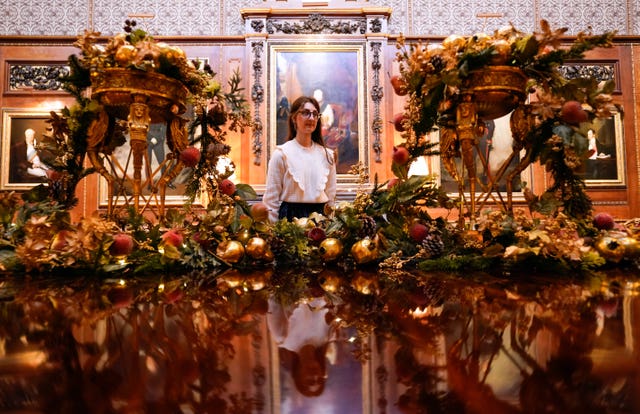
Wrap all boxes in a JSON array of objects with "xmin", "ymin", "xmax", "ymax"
[{"xmin": 0, "ymin": 0, "xmax": 635, "ymax": 37}]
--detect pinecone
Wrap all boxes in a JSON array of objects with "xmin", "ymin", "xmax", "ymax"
[
  {"xmin": 422, "ymin": 233, "xmax": 444, "ymax": 257},
  {"xmin": 357, "ymin": 214, "xmax": 377, "ymax": 239}
]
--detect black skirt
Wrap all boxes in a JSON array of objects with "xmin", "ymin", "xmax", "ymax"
[{"xmin": 278, "ymin": 201, "xmax": 325, "ymax": 221}]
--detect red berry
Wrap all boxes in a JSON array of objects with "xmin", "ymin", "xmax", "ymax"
[
  {"xmin": 219, "ymin": 179, "xmax": 236, "ymax": 195},
  {"xmin": 593, "ymin": 212, "xmax": 615, "ymax": 230},
  {"xmin": 560, "ymin": 101, "xmax": 588, "ymax": 125},
  {"xmin": 392, "ymin": 146, "xmax": 410, "ymax": 165},
  {"xmin": 161, "ymin": 229, "xmax": 184, "ymax": 247},
  {"xmin": 110, "ymin": 233, "xmax": 134, "ymax": 256},
  {"xmin": 409, "ymin": 222, "xmax": 429, "ymax": 243},
  {"xmin": 180, "ymin": 147, "xmax": 201, "ymax": 167}
]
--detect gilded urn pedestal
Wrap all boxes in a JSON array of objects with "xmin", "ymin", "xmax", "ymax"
[
  {"xmin": 444, "ymin": 66, "xmax": 527, "ymax": 225},
  {"xmin": 87, "ymin": 68, "xmax": 191, "ymax": 217}
]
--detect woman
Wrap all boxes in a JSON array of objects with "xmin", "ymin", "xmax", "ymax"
[{"xmin": 263, "ymin": 96, "xmax": 337, "ymax": 223}]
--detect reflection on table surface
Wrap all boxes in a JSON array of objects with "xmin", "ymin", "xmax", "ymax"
[{"xmin": 0, "ymin": 267, "xmax": 639, "ymax": 413}]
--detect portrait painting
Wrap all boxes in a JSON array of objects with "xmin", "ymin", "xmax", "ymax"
[
  {"xmin": 1, "ymin": 109, "xmax": 55, "ymax": 190},
  {"xmin": 269, "ymin": 44, "xmax": 366, "ymax": 179},
  {"xmin": 583, "ymin": 113, "xmax": 625, "ymax": 186}
]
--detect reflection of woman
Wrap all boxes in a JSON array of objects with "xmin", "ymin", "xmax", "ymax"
[
  {"xmin": 268, "ymin": 296, "xmax": 335, "ymax": 397},
  {"xmin": 263, "ymin": 96, "xmax": 337, "ymax": 223},
  {"xmin": 24, "ymin": 128, "xmax": 48, "ymax": 177}
]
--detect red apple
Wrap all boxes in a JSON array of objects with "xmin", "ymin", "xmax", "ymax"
[
  {"xmin": 560, "ymin": 100, "xmax": 588, "ymax": 125},
  {"xmin": 219, "ymin": 179, "xmax": 236, "ymax": 195},
  {"xmin": 251, "ymin": 202, "xmax": 270, "ymax": 222},
  {"xmin": 409, "ymin": 222, "xmax": 429, "ymax": 243},
  {"xmin": 161, "ymin": 229, "xmax": 184, "ymax": 247},
  {"xmin": 393, "ymin": 113, "xmax": 406, "ymax": 132},
  {"xmin": 390, "ymin": 75, "xmax": 408, "ymax": 96},
  {"xmin": 593, "ymin": 212, "xmax": 615, "ymax": 231},
  {"xmin": 110, "ymin": 233, "xmax": 134, "ymax": 256},
  {"xmin": 308, "ymin": 227, "xmax": 327, "ymax": 244},
  {"xmin": 392, "ymin": 146, "xmax": 410, "ymax": 165},
  {"xmin": 180, "ymin": 147, "xmax": 201, "ymax": 167}
]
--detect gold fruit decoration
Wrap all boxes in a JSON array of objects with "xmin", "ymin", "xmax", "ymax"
[
  {"xmin": 350, "ymin": 237, "xmax": 379, "ymax": 264},
  {"xmin": 319, "ymin": 238, "xmax": 343, "ymax": 262},
  {"xmin": 619, "ymin": 236, "xmax": 640, "ymax": 258},
  {"xmin": 595, "ymin": 236, "xmax": 626, "ymax": 263},
  {"xmin": 114, "ymin": 44, "xmax": 137, "ymax": 66},
  {"xmin": 216, "ymin": 240, "xmax": 245, "ymax": 263},
  {"xmin": 245, "ymin": 237, "xmax": 268, "ymax": 260}
]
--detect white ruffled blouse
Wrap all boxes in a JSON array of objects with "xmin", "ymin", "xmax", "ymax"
[{"xmin": 263, "ymin": 139, "xmax": 336, "ymax": 223}]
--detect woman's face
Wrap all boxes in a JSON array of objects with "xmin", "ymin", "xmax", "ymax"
[{"xmin": 294, "ymin": 102, "xmax": 320, "ymax": 136}]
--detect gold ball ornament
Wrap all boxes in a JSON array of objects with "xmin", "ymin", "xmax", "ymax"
[
  {"xmin": 350, "ymin": 237, "xmax": 379, "ymax": 264},
  {"xmin": 114, "ymin": 44, "xmax": 137, "ymax": 66},
  {"xmin": 216, "ymin": 240, "xmax": 245, "ymax": 263},
  {"xmin": 319, "ymin": 238, "xmax": 344, "ymax": 262},
  {"xmin": 235, "ymin": 228, "xmax": 252, "ymax": 245},
  {"xmin": 351, "ymin": 271, "xmax": 379, "ymax": 295},
  {"xmin": 595, "ymin": 236, "xmax": 626, "ymax": 263},
  {"xmin": 245, "ymin": 237, "xmax": 269, "ymax": 260}
]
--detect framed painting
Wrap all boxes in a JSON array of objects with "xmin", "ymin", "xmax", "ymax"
[
  {"xmin": 437, "ymin": 112, "xmax": 532, "ymax": 204},
  {"xmin": 1, "ymin": 109, "xmax": 55, "ymax": 190},
  {"xmin": 269, "ymin": 43, "xmax": 367, "ymax": 181},
  {"xmin": 583, "ymin": 113, "xmax": 625, "ymax": 187},
  {"xmin": 97, "ymin": 119, "xmax": 208, "ymax": 209}
]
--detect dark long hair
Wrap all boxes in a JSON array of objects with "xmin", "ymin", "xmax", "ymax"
[{"xmin": 286, "ymin": 96, "xmax": 334, "ymax": 165}]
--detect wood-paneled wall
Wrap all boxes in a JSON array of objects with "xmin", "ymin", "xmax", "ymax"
[{"xmin": 1, "ymin": 35, "xmax": 639, "ymax": 219}]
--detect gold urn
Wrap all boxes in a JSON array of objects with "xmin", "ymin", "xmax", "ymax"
[{"xmin": 463, "ymin": 66, "xmax": 527, "ymax": 120}]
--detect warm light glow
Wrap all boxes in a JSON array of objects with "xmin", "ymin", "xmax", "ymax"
[
  {"xmin": 158, "ymin": 283, "xmax": 165, "ymax": 292},
  {"xmin": 158, "ymin": 247, "xmax": 165, "ymax": 255},
  {"xmin": 408, "ymin": 156, "xmax": 429, "ymax": 176},
  {"xmin": 118, "ymin": 279, "xmax": 126, "ymax": 286}
]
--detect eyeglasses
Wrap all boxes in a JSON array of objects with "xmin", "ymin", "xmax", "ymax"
[{"xmin": 298, "ymin": 109, "xmax": 320, "ymax": 120}]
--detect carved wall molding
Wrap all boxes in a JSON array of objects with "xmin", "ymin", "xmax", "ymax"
[
  {"xmin": 251, "ymin": 41, "xmax": 265, "ymax": 165},
  {"xmin": 242, "ymin": 8, "xmax": 391, "ymax": 172},
  {"xmin": 559, "ymin": 62, "xmax": 619, "ymax": 93},
  {"xmin": 8, "ymin": 63, "xmax": 70, "ymax": 92},
  {"xmin": 370, "ymin": 41, "xmax": 384, "ymax": 162}
]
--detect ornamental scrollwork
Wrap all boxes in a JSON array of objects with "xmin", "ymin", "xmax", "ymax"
[
  {"xmin": 250, "ymin": 20, "xmax": 264, "ymax": 33},
  {"xmin": 9, "ymin": 64, "xmax": 70, "ymax": 91},
  {"xmin": 266, "ymin": 13, "xmax": 366, "ymax": 35},
  {"xmin": 558, "ymin": 64, "xmax": 616, "ymax": 83}
]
